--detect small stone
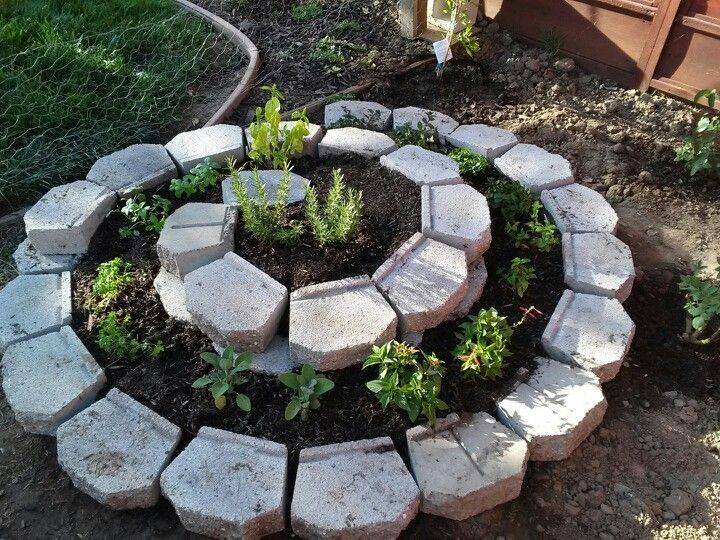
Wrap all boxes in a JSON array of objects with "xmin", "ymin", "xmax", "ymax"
[
  {"xmin": 246, "ymin": 121, "xmax": 323, "ymax": 158},
  {"xmin": 380, "ymin": 145, "xmax": 462, "ymax": 186},
  {"xmin": 444, "ymin": 123, "xmax": 518, "ymax": 161},
  {"xmin": 56, "ymin": 389, "xmax": 181, "ymax": 510},
  {"xmin": 291, "ymin": 437, "xmax": 419, "ymax": 539},
  {"xmin": 1, "ymin": 327, "xmax": 105, "ymax": 435},
  {"xmin": 392, "ymin": 106, "xmax": 459, "ymax": 143},
  {"xmin": 13, "ymin": 239, "xmax": 79, "ymax": 275},
  {"xmin": 24, "ymin": 181, "xmax": 116, "ymax": 255},
  {"xmin": 216, "ymin": 335, "xmax": 297, "ymax": 375},
  {"xmin": 153, "ymin": 268, "xmax": 191, "ymax": 322},
  {"xmin": 541, "ymin": 184, "xmax": 619, "ymax": 234},
  {"xmin": 664, "ymin": 490, "xmax": 692, "ymax": 516},
  {"xmin": 324, "ymin": 100, "xmax": 392, "ymax": 131},
  {"xmin": 494, "ymin": 144, "xmax": 574, "ymax": 193},
  {"xmin": 289, "ymin": 275, "xmax": 397, "ymax": 371},
  {"xmin": 156, "ymin": 203, "xmax": 237, "ymax": 278},
  {"xmin": 165, "ymin": 124, "xmax": 245, "ymax": 175},
  {"xmin": 449, "ymin": 258, "xmax": 488, "ymax": 320},
  {"xmin": 318, "ymin": 127, "xmax": 397, "ymax": 158},
  {"xmin": 601, "ymin": 503, "xmax": 615, "ymax": 514},
  {"xmin": 555, "ymin": 58, "xmax": 575, "ymax": 72},
  {"xmin": 221, "ymin": 170, "xmax": 308, "ymax": 206},
  {"xmin": 86, "ymin": 144, "xmax": 177, "ymax": 196},
  {"xmin": 160, "ymin": 428, "xmax": 287, "ymax": 539},
  {"xmin": 638, "ymin": 171, "xmax": 653, "ymax": 182}
]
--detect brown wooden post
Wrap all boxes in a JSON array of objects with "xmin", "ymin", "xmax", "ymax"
[
  {"xmin": 636, "ymin": 0, "xmax": 685, "ymax": 91},
  {"xmin": 398, "ymin": 0, "xmax": 428, "ymax": 38}
]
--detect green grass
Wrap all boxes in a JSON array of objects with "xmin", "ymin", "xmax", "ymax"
[{"xmin": 0, "ymin": 0, "xmax": 236, "ymax": 208}]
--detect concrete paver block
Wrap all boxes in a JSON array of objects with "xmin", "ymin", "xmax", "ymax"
[
  {"xmin": 495, "ymin": 143, "xmax": 574, "ymax": 193},
  {"xmin": 86, "ymin": 144, "xmax": 177, "ymax": 196},
  {"xmin": 541, "ymin": 184, "xmax": 618, "ymax": 234},
  {"xmin": 325, "ymin": 100, "xmax": 392, "ymax": 131},
  {"xmin": 380, "ymin": 145, "xmax": 462, "ymax": 186},
  {"xmin": 153, "ymin": 268, "xmax": 191, "ymax": 322},
  {"xmin": 319, "ymin": 127, "xmax": 397, "ymax": 159},
  {"xmin": 445, "ymin": 124, "xmax": 518, "ymax": 161},
  {"xmin": 13, "ymin": 238, "xmax": 79, "ymax": 275},
  {"xmin": 165, "ymin": 124, "xmax": 245, "ymax": 175},
  {"xmin": 392, "ymin": 106, "xmax": 459, "ymax": 143}
]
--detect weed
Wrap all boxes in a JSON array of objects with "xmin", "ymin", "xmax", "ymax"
[
  {"xmin": 486, "ymin": 178, "xmax": 536, "ymax": 222},
  {"xmin": 291, "ymin": 2, "xmax": 322, "ymax": 21},
  {"xmin": 278, "ymin": 364, "xmax": 334, "ymax": 420},
  {"xmin": 540, "ymin": 28, "xmax": 564, "ymax": 58},
  {"xmin": 119, "ymin": 194, "xmax": 171, "ymax": 238},
  {"xmin": 193, "ymin": 346, "xmax": 252, "ymax": 411},
  {"xmin": 448, "ymin": 147, "xmax": 489, "ymax": 177},
  {"xmin": 390, "ymin": 114, "xmax": 440, "ymax": 150},
  {"xmin": 96, "ymin": 311, "xmax": 163, "ymax": 360},
  {"xmin": 453, "ymin": 308, "xmax": 513, "ymax": 380},
  {"xmin": 505, "ymin": 257, "xmax": 536, "ymax": 297},
  {"xmin": 679, "ymin": 262, "xmax": 720, "ymax": 345},
  {"xmin": 675, "ymin": 90, "xmax": 719, "ymax": 178},
  {"xmin": 506, "ymin": 202, "xmax": 559, "ymax": 252},
  {"xmin": 304, "ymin": 168, "xmax": 362, "ymax": 246},
  {"xmin": 92, "ymin": 257, "xmax": 134, "ymax": 303},
  {"xmin": 310, "ymin": 36, "xmax": 366, "ymax": 73},
  {"xmin": 335, "ymin": 19, "xmax": 360, "ymax": 33},
  {"xmin": 326, "ymin": 92, "xmax": 357, "ymax": 104},
  {"xmin": 169, "ymin": 158, "xmax": 221, "ymax": 199}
]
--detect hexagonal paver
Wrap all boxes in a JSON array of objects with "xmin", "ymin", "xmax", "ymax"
[
  {"xmin": 445, "ymin": 124, "xmax": 518, "ymax": 160},
  {"xmin": 291, "ymin": 437, "xmax": 420, "ymax": 539},
  {"xmin": 324, "ymin": 100, "xmax": 392, "ymax": 131},
  {"xmin": 494, "ymin": 144, "xmax": 574, "ymax": 193},
  {"xmin": 541, "ymin": 184, "xmax": 618, "ymax": 234},
  {"xmin": 392, "ymin": 106, "xmax": 459, "ymax": 143},
  {"xmin": 56, "ymin": 389, "xmax": 181, "ymax": 510},
  {"xmin": 289, "ymin": 275, "xmax": 398, "ymax": 371},
  {"xmin": 186, "ymin": 252, "xmax": 288, "ymax": 353},
  {"xmin": 24, "ymin": 181, "xmax": 116, "ymax": 255},
  {"xmin": 421, "ymin": 183, "xmax": 491, "ymax": 261},
  {"xmin": 449, "ymin": 257, "xmax": 488, "ymax": 320},
  {"xmin": 318, "ymin": 127, "xmax": 397, "ymax": 159},
  {"xmin": 373, "ymin": 233, "xmax": 469, "ymax": 334},
  {"xmin": 0, "ymin": 272, "xmax": 71, "ymax": 354},
  {"xmin": 86, "ymin": 144, "xmax": 178, "ymax": 196},
  {"xmin": 1, "ymin": 326, "xmax": 105, "ymax": 435},
  {"xmin": 165, "ymin": 124, "xmax": 245, "ymax": 175},
  {"xmin": 562, "ymin": 232, "xmax": 635, "ymax": 302},
  {"xmin": 542, "ymin": 290, "xmax": 635, "ymax": 382},
  {"xmin": 13, "ymin": 238, "xmax": 79, "ymax": 275},
  {"xmin": 221, "ymin": 169, "xmax": 308, "ymax": 206},
  {"xmin": 245, "ymin": 121, "xmax": 323, "ymax": 158},
  {"xmin": 156, "ymin": 203, "xmax": 237, "ymax": 278},
  {"xmin": 380, "ymin": 145, "xmax": 462, "ymax": 186},
  {"xmin": 497, "ymin": 357, "xmax": 607, "ymax": 461},
  {"xmin": 153, "ymin": 268, "xmax": 191, "ymax": 322},
  {"xmin": 215, "ymin": 335, "xmax": 297, "ymax": 375},
  {"xmin": 406, "ymin": 412, "xmax": 528, "ymax": 520},
  {"xmin": 161, "ymin": 427, "xmax": 287, "ymax": 539}
]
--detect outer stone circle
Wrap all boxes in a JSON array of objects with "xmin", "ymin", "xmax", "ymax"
[
  {"xmin": 494, "ymin": 143, "xmax": 574, "ymax": 193},
  {"xmin": 324, "ymin": 100, "xmax": 392, "ymax": 131},
  {"xmin": 541, "ymin": 183, "xmax": 619, "ymax": 234},
  {"xmin": 165, "ymin": 124, "xmax": 245, "ymax": 175},
  {"xmin": 380, "ymin": 145, "xmax": 462, "ymax": 186},
  {"xmin": 319, "ymin": 127, "xmax": 397, "ymax": 158},
  {"xmin": 445, "ymin": 123, "xmax": 518, "ymax": 160}
]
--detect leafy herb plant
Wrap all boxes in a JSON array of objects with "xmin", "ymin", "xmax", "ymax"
[
  {"xmin": 96, "ymin": 311, "xmax": 164, "ymax": 360},
  {"xmin": 363, "ymin": 341, "xmax": 448, "ymax": 426},
  {"xmin": 448, "ymin": 147, "xmax": 489, "ymax": 177},
  {"xmin": 119, "ymin": 193, "xmax": 171, "ymax": 238},
  {"xmin": 679, "ymin": 262, "xmax": 720, "ymax": 345},
  {"xmin": 506, "ymin": 202, "xmax": 559, "ymax": 252},
  {"xmin": 92, "ymin": 257, "xmax": 134, "ymax": 303},
  {"xmin": 278, "ymin": 364, "xmax": 335, "ymax": 420},
  {"xmin": 444, "ymin": 0, "xmax": 482, "ymax": 58},
  {"xmin": 291, "ymin": 2, "xmax": 322, "ymax": 21},
  {"xmin": 453, "ymin": 308, "xmax": 514, "ymax": 380},
  {"xmin": 675, "ymin": 90, "xmax": 719, "ymax": 178},
  {"xmin": 192, "ymin": 347, "xmax": 252, "ymax": 411},
  {"xmin": 170, "ymin": 158, "xmax": 220, "ymax": 199},
  {"xmin": 486, "ymin": 178, "xmax": 536, "ymax": 222},
  {"xmin": 390, "ymin": 115, "xmax": 440, "ymax": 150},
  {"xmin": 304, "ymin": 168, "xmax": 362, "ymax": 246},
  {"xmin": 505, "ymin": 257, "xmax": 536, "ymax": 297}
]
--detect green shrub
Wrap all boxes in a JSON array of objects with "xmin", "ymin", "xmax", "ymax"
[
  {"xmin": 679, "ymin": 262, "xmax": 720, "ymax": 345},
  {"xmin": 119, "ymin": 194, "xmax": 171, "ymax": 238},
  {"xmin": 169, "ymin": 158, "xmax": 220, "ymax": 199},
  {"xmin": 443, "ymin": 0, "xmax": 482, "ymax": 57},
  {"xmin": 192, "ymin": 346, "xmax": 252, "ymax": 411},
  {"xmin": 453, "ymin": 309, "xmax": 513, "ymax": 380},
  {"xmin": 92, "ymin": 257, "xmax": 134, "ymax": 302},
  {"xmin": 96, "ymin": 311, "xmax": 164, "ymax": 360},
  {"xmin": 448, "ymin": 147, "xmax": 489, "ymax": 177},
  {"xmin": 310, "ymin": 36, "xmax": 366, "ymax": 73},
  {"xmin": 675, "ymin": 90, "xmax": 719, "ymax": 178},
  {"xmin": 325, "ymin": 92, "xmax": 357, "ymax": 104},
  {"xmin": 291, "ymin": 2, "xmax": 322, "ymax": 21},
  {"xmin": 363, "ymin": 341, "xmax": 448, "ymax": 426},
  {"xmin": 486, "ymin": 178, "xmax": 536, "ymax": 222},
  {"xmin": 390, "ymin": 115, "xmax": 439, "ymax": 150},
  {"xmin": 304, "ymin": 168, "xmax": 362, "ymax": 246},
  {"xmin": 505, "ymin": 201, "xmax": 559, "ymax": 253},
  {"xmin": 505, "ymin": 257, "xmax": 536, "ymax": 297},
  {"xmin": 278, "ymin": 364, "xmax": 334, "ymax": 420}
]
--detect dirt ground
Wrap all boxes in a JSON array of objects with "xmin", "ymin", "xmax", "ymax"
[{"xmin": 1, "ymin": 3, "xmax": 719, "ymax": 539}]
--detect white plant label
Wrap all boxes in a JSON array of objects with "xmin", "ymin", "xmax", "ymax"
[{"xmin": 433, "ymin": 39, "xmax": 452, "ymax": 64}]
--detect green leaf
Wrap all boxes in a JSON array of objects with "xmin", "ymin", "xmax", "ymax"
[
  {"xmin": 192, "ymin": 376, "xmax": 213, "ymax": 388},
  {"xmin": 301, "ymin": 363, "xmax": 316, "ymax": 381},
  {"xmin": 200, "ymin": 352, "xmax": 220, "ymax": 367},
  {"xmin": 235, "ymin": 393, "xmax": 251, "ymax": 412},
  {"xmin": 366, "ymin": 380, "xmax": 384, "ymax": 393},
  {"xmin": 211, "ymin": 381, "xmax": 230, "ymax": 400},
  {"xmin": 214, "ymin": 395, "xmax": 227, "ymax": 410},
  {"xmin": 314, "ymin": 378, "xmax": 335, "ymax": 395},
  {"xmin": 278, "ymin": 372, "xmax": 300, "ymax": 389},
  {"xmin": 285, "ymin": 399, "xmax": 302, "ymax": 420}
]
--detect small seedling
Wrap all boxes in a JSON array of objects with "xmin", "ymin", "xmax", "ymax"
[
  {"xmin": 540, "ymin": 28, "xmax": 564, "ymax": 58},
  {"xmin": 291, "ymin": 2, "xmax": 322, "ymax": 21},
  {"xmin": 192, "ymin": 346, "xmax": 252, "ymax": 411},
  {"xmin": 486, "ymin": 178, "xmax": 536, "ymax": 222},
  {"xmin": 310, "ymin": 36, "xmax": 366, "ymax": 73},
  {"xmin": 505, "ymin": 257, "xmax": 536, "ymax": 297},
  {"xmin": 119, "ymin": 194, "xmax": 171, "ymax": 238},
  {"xmin": 278, "ymin": 364, "xmax": 334, "ymax": 420},
  {"xmin": 453, "ymin": 308, "xmax": 514, "ymax": 380},
  {"xmin": 170, "ymin": 158, "xmax": 220, "ymax": 199},
  {"xmin": 448, "ymin": 147, "xmax": 489, "ymax": 177},
  {"xmin": 96, "ymin": 311, "xmax": 164, "ymax": 361},
  {"xmin": 675, "ymin": 89, "xmax": 719, "ymax": 178},
  {"xmin": 335, "ymin": 19, "xmax": 360, "ymax": 33},
  {"xmin": 304, "ymin": 168, "xmax": 362, "ymax": 246},
  {"xmin": 390, "ymin": 114, "xmax": 440, "ymax": 150},
  {"xmin": 679, "ymin": 262, "xmax": 720, "ymax": 345},
  {"xmin": 92, "ymin": 257, "xmax": 134, "ymax": 303}
]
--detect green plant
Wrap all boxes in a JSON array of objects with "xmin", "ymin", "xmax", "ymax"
[
  {"xmin": 119, "ymin": 193, "xmax": 171, "ymax": 238},
  {"xmin": 192, "ymin": 346, "xmax": 252, "ymax": 411},
  {"xmin": 310, "ymin": 36, "xmax": 367, "ymax": 73},
  {"xmin": 247, "ymin": 85, "xmax": 310, "ymax": 169},
  {"xmin": 335, "ymin": 19, "xmax": 360, "ymax": 33},
  {"xmin": 278, "ymin": 364, "xmax": 334, "ymax": 420},
  {"xmin": 325, "ymin": 92, "xmax": 357, "ymax": 104},
  {"xmin": 486, "ymin": 178, "xmax": 536, "ymax": 222},
  {"xmin": 675, "ymin": 90, "xmax": 719, "ymax": 178},
  {"xmin": 540, "ymin": 28, "xmax": 564, "ymax": 58},
  {"xmin": 506, "ymin": 201, "xmax": 559, "ymax": 252},
  {"xmin": 291, "ymin": 2, "xmax": 322, "ymax": 21},
  {"xmin": 448, "ymin": 147, "xmax": 489, "ymax": 177},
  {"xmin": 453, "ymin": 308, "xmax": 513, "ymax": 380},
  {"xmin": 363, "ymin": 341, "xmax": 448, "ymax": 426},
  {"xmin": 440, "ymin": 0, "xmax": 482, "ymax": 65},
  {"xmin": 229, "ymin": 161, "xmax": 303, "ymax": 245},
  {"xmin": 679, "ymin": 262, "xmax": 720, "ymax": 345},
  {"xmin": 92, "ymin": 257, "xmax": 134, "ymax": 302},
  {"xmin": 96, "ymin": 311, "xmax": 164, "ymax": 360},
  {"xmin": 304, "ymin": 168, "xmax": 362, "ymax": 246},
  {"xmin": 505, "ymin": 257, "xmax": 536, "ymax": 297},
  {"xmin": 169, "ymin": 158, "xmax": 220, "ymax": 199},
  {"xmin": 390, "ymin": 115, "xmax": 440, "ymax": 150}
]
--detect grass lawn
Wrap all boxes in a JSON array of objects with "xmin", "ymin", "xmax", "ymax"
[{"xmin": 0, "ymin": 0, "xmax": 233, "ymax": 210}]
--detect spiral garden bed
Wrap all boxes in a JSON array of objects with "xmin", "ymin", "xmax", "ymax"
[{"xmin": 0, "ymin": 101, "xmax": 636, "ymax": 538}]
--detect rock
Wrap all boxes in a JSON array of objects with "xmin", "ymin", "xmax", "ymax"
[
  {"xmin": 541, "ymin": 184, "xmax": 619, "ymax": 234},
  {"xmin": 497, "ymin": 357, "xmax": 607, "ymax": 461},
  {"xmin": 392, "ymin": 106, "xmax": 459, "ymax": 143},
  {"xmin": 444, "ymin": 124, "xmax": 518, "ymax": 161},
  {"xmin": 449, "ymin": 258, "xmax": 488, "ymax": 320},
  {"xmin": 555, "ymin": 58, "xmax": 575, "ymax": 72},
  {"xmin": 562, "ymin": 232, "xmax": 635, "ymax": 302},
  {"xmin": 494, "ymin": 144, "xmax": 574, "ymax": 193},
  {"xmin": 160, "ymin": 427, "xmax": 287, "ymax": 538},
  {"xmin": 541, "ymin": 290, "xmax": 635, "ymax": 382},
  {"xmin": 56, "ymin": 389, "xmax": 181, "ymax": 510},
  {"xmin": 1, "ymin": 327, "xmax": 105, "ymax": 435},
  {"xmin": 86, "ymin": 144, "xmax": 177, "ymax": 196},
  {"xmin": 186, "ymin": 253, "xmax": 288, "ymax": 353},
  {"xmin": 153, "ymin": 268, "xmax": 191, "ymax": 322},
  {"xmin": 24, "ymin": 181, "xmax": 116, "ymax": 255},
  {"xmin": 216, "ymin": 335, "xmax": 297, "ymax": 375},
  {"xmin": 318, "ymin": 127, "xmax": 397, "ymax": 159},
  {"xmin": 156, "ymin": 203, "xmax": 237, "ymax": 278},
  {"xmin": 0, "ymin": 272, "xmax": 72, "ymax": 354},
  {"xmin": 13, "ymin": 238, "xmax": 79, "ymax": 275},
  {"xmin": 221, "ymin": 170, "xmax": 308, "ymax": 206},
  {"xmin": 380, "ymin": 145, "xmax": 462, "ymax": 186},
  {"xmin": 246, "ymin": 121, "xmax": 323, "ymax": 159},
  {"xmin": 421, "ymin": 184, "xmax": 492, "ymax": 261},
  {"xmin": 406, "ymin": 412, "xmax": 528, "ymax": 520},
  {"xmin": 165, "ymin": 124, "xmax": 245, "ymax": 175},
  {"xmin": 291, "ymin": 437, "xmax": 420, "ymax": 539},
  {"xmin": 373, "ymin": 233, "xmax": 469, "ymax": 334},
  {"xmin": 324, "ymin": 100, "xmax": 392, "ymax": 131},
  {"xmin": 289, "ymin": 275, "xmax": 397, "ymax": 371},
  {"xmin": 664, "ymin": 490, "xmax": 692, "ymax": 516}
]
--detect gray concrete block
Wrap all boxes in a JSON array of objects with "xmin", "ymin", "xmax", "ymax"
[
  {"xmin": 445, "ymin": 124, "xmax": 518, "ymax": 161},
  {"xmin": 449, "ymin": 257, "xmax": 488, "ymax": 320},
  {"xmin": 324, "ymin": 100, "xmax": 392, "ymax": 131},
  {"xmin": 13, "ymin": 238, "xmax": 79, "ymax": 275},
  {"xmin": 1, "ymin": 326, "xmax": 105, "ymax": 435},
  {"xmin": 541, "ymin": 184, "xmax": 619, "ymax": 234},
  {"xmin": 380, "ymin": 145, "xmax": 462, "ymax": 186},
  {"xmin": 165, "ymin": 124, "xmax": 245, "ymax": 175},
  {"xmin": 245, "ymin": 121, "xmax": 323, "ymax": 159},
  {"xmin": 494, "ymin": 144, "xmax": 574, "ymax": 193},
  {"xmin": 160, "ymin": 427, "xmax": 287, "ymax": 539},
  {"xmin": 291, "ymin": 437, "xmax": 420, "ymax": 539},
  {"xmin": 56, "ymin": 389, "xmax": 181, "ymax": 509},
  {"xmin": 319, "ymin": 127, "xmax": 397, "ymax": 159},
  {"xmin": 186, "ymin": 253, "xmax": 288, "ymax": 353},
  {"xmin": 154, "ymin": 268, "xmax": 191, "ymax": 322},
  {"xmin": 24, "ymin": 181, "xmax": 117, "ymax": 255},
  {"xmin": 214, "ymin": 335, "xmax": 297, "ymax": 375},
  {"xmin": 221, "ymin": 170, "xmax": 308, "ymax": 206},
  {"xmin": 392, "ymin": 107, "xmax": 459, "ymax": 143},
  {"xmin": 0, "ymin": 272, "xmax": 72, "ymax": 354}
]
